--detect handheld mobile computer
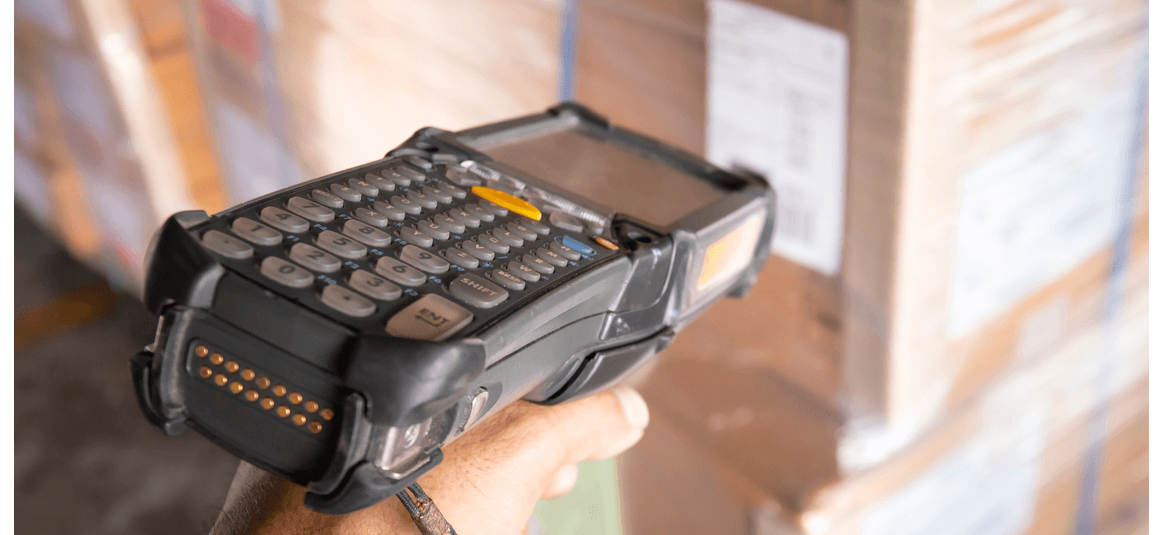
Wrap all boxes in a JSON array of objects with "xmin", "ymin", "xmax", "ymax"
[{"xmin": 131, "ymin": 103, "xmax": 775, "ymax": 514}]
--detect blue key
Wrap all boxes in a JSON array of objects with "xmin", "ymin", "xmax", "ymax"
[{"xmin": 560, "ymin": 236, "xmax": 596, "ymax": 256}]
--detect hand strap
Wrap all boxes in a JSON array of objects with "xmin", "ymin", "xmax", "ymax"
[{"xmin": 396, "ymin": 483, "xmax": 457, "ymax": 535}]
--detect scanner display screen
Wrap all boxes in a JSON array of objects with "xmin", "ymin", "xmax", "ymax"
[{"xmin": 466, "ymin": 124, "xmax": 726, "ymax": 226}]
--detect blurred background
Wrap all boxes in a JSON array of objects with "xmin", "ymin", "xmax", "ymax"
[{"xmin": 13, "ymin": 0, "xmax": 1147, "ymax": 534}]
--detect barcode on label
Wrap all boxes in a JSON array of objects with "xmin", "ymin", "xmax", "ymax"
[{"xmin": 775, "ymin": 195, "xmax": 815, "ymax": 247}]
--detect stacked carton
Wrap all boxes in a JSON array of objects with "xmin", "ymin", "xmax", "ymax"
[
  {"xmin": 15, "ymin": 0, "xmax": 204, "ymax": 287},
  {"xmin": 572, "ymin": 0, "xmax": 1147, "ymax": 532}
]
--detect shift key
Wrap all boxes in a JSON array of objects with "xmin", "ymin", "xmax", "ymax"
[{"xmin": 447, "ymin": 273, "xmax": 508, "ymax": 309}]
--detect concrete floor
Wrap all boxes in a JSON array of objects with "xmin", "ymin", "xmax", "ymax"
[{"xmin": 15, "ymin": 210, "xmax": 237, "ymax": 534}]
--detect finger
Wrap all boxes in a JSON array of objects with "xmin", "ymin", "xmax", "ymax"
[
  {"xmin": 542, "ymin": 464, "xmax": 579, "ymax": 499},
  {"xmin": 528, "ymin": 386, "xmax": 650, "ymax": 466}
]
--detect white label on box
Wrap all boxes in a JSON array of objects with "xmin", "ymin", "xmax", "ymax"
[
  {"xmin": 860, "ymin": 400, "xmax": 1046, "ymax": 535},
  {"xmin": 947, "ymin": 85, "xmax": 1140, "ymax": 336},
  {"xmin": 706, "ymin": 0, "xmax": 849, "ymax": 275}
]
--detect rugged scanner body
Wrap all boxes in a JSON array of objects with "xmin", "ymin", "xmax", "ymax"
[{"xmin": 132, "ymin": 103, "xmax": 775, "ymax": 513}]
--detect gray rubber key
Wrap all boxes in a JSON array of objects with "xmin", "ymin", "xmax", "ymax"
[
  {"xmin": 463, "ymin": 203, "xmax": 495, "ymax": 223},
  {"xmin": 489, "ymin": 269, "xmax": 526, "ymax": 291},
  {"xmin": 347, "ymin": 177, "xmax": 380, "ymax": 197},
  {"xmin": 549, "ymin": 212, "xmax": 584, "ymax": 232},
  {"xmin": 441, "ymin": 247, "xmax": 479, "ymax": 269},
  {"xmin": 475, "ymin": 200, "xmax": 508, "ymax": 217},
  {"xmin": 535, "ymin": 247, "xmax": 569, "ymax": 267},
  {"xmin": 261, "ymin": 206, "xmax": 310, "ymax": 233},
  {"xmin": 432, "ymin": 213, "xmax": 466, "ymax": 234},
  {"xmin": 287, "ymin": 196, "xmax": 335, "ymax": 223},
  {"xmin": 521, "ymin": 253, "xmax": 555, "ymax": 275},
  {"xmin": 447, "ymin": 273, "xmax": 508, "ymax": 309},
  {"xmin": 490, "ymin": 228, "xmax": 524, "ymax": 248},
  {"xmin": 524, "ymin": 219, "xmax": 551, "ymax": 235},
  {"xmin": 311, "ymin": 189, "xmax": 345, "ymax": 208},
  {"xmin": 354, "ymin": 207, "xmax": 389, "ymax": 228},
  {"xmin": 364, "ymin": 172, "xmax": 396, "ymax": 192},
  {"xmin": 505, "ymin": 222, "xmax": 539, "ymax": 242},
  {"xmin": 403, "ymin": 155, "xmax": 433, "ymax": 171},
  {"xmin": 400, "ymin": 245, "xmax": 450, "ymax": 274},
  {"xmin": 349, "ymin": 269, "xmax": 402, "ymax": 300},
  {"xmin": 372, "ymin": 200, "xmax": 407, "ymax": 221},
  {"xmin": 475, "ymin": 233, "xmax": 510, "ymax": 254},
  {"xmin": 376, "ymin": 256, "xmax": 427, "ymax": 287},
  {"xmin": 459, "ymin": 241, "xmax": 495, "ymax": 261},
  {"xmin": 506, "ymin": 261, "xmax": 541, "ymax": 282},
  {"xmin": 343, "ymin": 219, "xmax": 393, "ymax": 247},
  {"xmin": 435, "ymin": 182, "xmax": 467, "ymax": 199},
  {"xmin": 389, "ymin": 195, "xmax": 422, "ymax": 215},
  {"xmin": 261, "ymin": 256, "xmax": 313, "ymax": 288},
  {"xmin": 330, "ymin": 183, "xmax": 363, "ymax": 202},
  {"xmin": 320, "ymin": 284, "xmax": 376, "ymax": 317},
  {"xmin": 406, "ymin": 190, "xmax": 439, "ymax": 210},
  {"xmin": 385, "ymin": 293, "xmax": 473, "ymax": 341},
  {"xmin": 416, "ymin": 219, "xmax": 450, "ymax": 241},
  {"xmin": 446, "ymin": 208, "xmax": 481, "ymax": 228},
  {"xmin": 422, "ymin": 185, "xmax": 453, "ymax": 204},
  {"xmin": 548, "ymin": 241, "xmax": 582, "ymax": 261},
  {"xmin": 202, "ymin": 230, "xmax": 253, "ymax": 259},
  {"xmin": 383, "ymin": 165, "xmax": 424, "ymax": 186},
  {"xmin": 289, "ymin": 243, "xmax": 341, "ymax": 273},
  {"xmin": 316, "ymin": 230, "xmax": 367, "ymax": 259},
  {"xmin": 232, "ymin": 217, "xmax": 282, "ymax": 246},
  {"xmin": 398, "ymin": 226, "xmax": 434, "ymax": 248},
  {"xmin": 444, "ymin": 167, "xmax": 481, "ymax": 186}
]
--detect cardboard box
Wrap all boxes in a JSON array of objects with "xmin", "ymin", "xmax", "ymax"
[
  {"xmin": 575, "ymin": 0, "xmax": 1148, "ymax": 467},
  {"xmin": 183, "ymin": 0, "xmax": 562, "ymax": 204},
  {"xmin": 618, "ymin": 287, "xmax": 1148, "ymax": 534}
]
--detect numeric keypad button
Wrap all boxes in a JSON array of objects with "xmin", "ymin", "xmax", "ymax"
[
  {"xmin": 490, "ymin": 228, "xmax": 524, "ymax": 248},
  {"xmin": 261, "ymin": 257, "xmax": 314, "ymax": 288},
  {"xmin": 476, "ymin": 234, "xmax": 509, "ymax": 254},
  {"xmin": 343, "ymin": 219, "xmax": 393, "ymax": 247},
  {"xmin": 261, "ymin": 206, "xmax": 310, "ymax": 233},
  {"xmin": 459, "ymin": 241, "xmax": 495, "ymax": 261},
  {"xmin": 400, "ymin": 245, "xmax": 450, "ymax": 274},
  {"xmin": 389, "ymin": 195, "xmax": 422, "ymax": 215},
  {"xmin": 398, "ymin": 226, "xmax": 434, "ymax": 248},
  {"xmin": 316, "ymin": 230, "xmax": 367, "ymax": 259},
  {"xmin": 534, "ymin": 247, "xmax": 569, "ymax": 267},
  {"xmin": 287, "ymin": 196, "xmax": 335, "ymax": 223},
  {"xmin": 505, "ymin": 222, "xmax": 539, "ymax": 242},
  {"xmin": 232, "ymin": 218, "xmax": 282, "ymax": 246},
  {"xmin": 489, "ymin": 269, "xmax": 526, "ymax": 291},
  {"xmin": 290, "ymin": 243, "xmax": 342, "ymax": 273},
  {"xmin": 311, "ymin": 189, "xmax": 345, "ymax": 208},
  {"xmin": 372, "ymin": 201, "xmax": 407, "ymax": 221},
  {"xmin": 354, "ymin": 207, "xmax": 389, "ymax": 228},
  {"xmin": 202, "ymin": 230, "xmax": 253, "ymax": 259},
  {"xmin": 447, "ymin": 273, "xmax": 508, "ymax": 309},
  {"xmin": 320, "ymin": 285, "xmax": 376, "ymax": 318},
  {"xmin": 349, "ymin": 269, "xmax": 402, "ymax": 301},
  {"xmin": 521, "ymin": 254, "xmax": 555, "ymax": 275},
  {"xmin": 364, "ymin": 172, "xmax": 396, "ymax": 192},
  {"xmin": 446, "ymin": 208, "xmax": 481, "ymax": 228},
  {"xmin": 441, "ymin": 247, "xmax": 480, "ymax": 269},
  {"xmin": 506, "ymin": 261, "xmax": 541, "ymax": 282},
  {"xmin": 376, "ymin": 257, "xmax": 427, "ymax": 287},
  {"xmin": 330, "ymin": 183, "xmax": 363, "ymax": 202},
  {"xmin": 417, "ymin": 219, "xmax": 450, "ymax": 241},
  {"xmin": 348, "ymin": 177, "xmax": 380, "ymax": 197},
  {"xmin": 548, "ymin": 241, "xmax": 582, "ymax": 261},
  {"xmin": 406, "ymin": 190, "xmax": 439, "ymax": 210}
]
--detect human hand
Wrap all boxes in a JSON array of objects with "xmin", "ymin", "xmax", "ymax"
[{"xmin": 210, "ymin": 387, "xmax": 650, "ymax": 534}]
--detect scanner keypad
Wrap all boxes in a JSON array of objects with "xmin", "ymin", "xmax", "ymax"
[{"xmin": 195, "ymin": 154, "xmax": 609, "ymax": 340}]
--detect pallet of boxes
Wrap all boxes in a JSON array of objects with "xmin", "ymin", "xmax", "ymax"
[{"xmin": 572, "ymin": 0, "xmax": 1148, "ymax": 533}]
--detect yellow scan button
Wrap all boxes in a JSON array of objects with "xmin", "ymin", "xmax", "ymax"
[{"xmin": 471, "ymin": 186, "xmax": 542, "ymax": 221}]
